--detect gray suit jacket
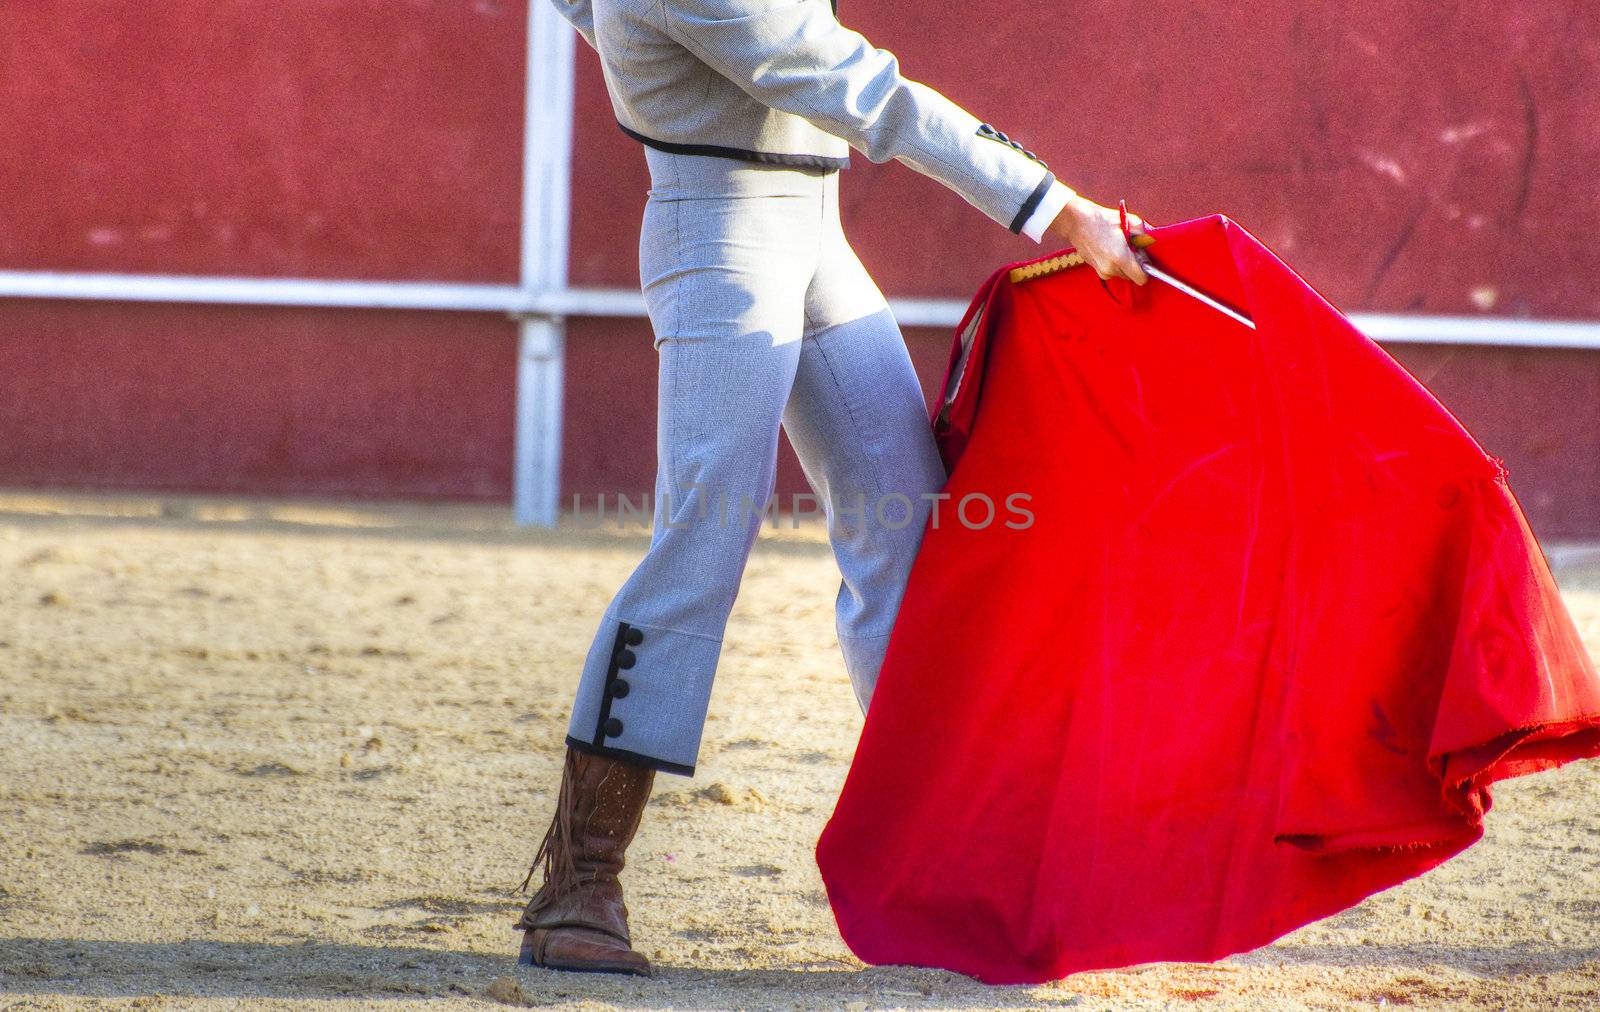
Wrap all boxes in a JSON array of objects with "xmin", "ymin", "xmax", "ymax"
[{"xmin": 548, "ymin": 0, "xmax": 1059, "ymax": 234}]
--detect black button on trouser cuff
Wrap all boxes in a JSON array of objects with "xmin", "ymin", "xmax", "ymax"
[{"xmin": 565, "ymin": 615, "xmax": 722, "ymax": 777}]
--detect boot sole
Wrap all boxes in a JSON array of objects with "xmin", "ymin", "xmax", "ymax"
[{"xmin": 518, "ymin": 931, "xmax": 654, "ymax": 977}]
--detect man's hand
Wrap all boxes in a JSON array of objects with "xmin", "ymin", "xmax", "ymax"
[{"xmin": 1046, "ymin": 194, "xmax": 1153, "ymax": 285}]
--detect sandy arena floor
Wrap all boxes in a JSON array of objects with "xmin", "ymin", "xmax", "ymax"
[{"xmin": 1, "ymin": 490, "xmax": 1598, "ymax": 1011}]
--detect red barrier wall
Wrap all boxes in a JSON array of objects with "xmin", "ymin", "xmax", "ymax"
[
  {"xmin": 570, "ymin": 0, "xmax": 1600, "ymax": 316},
  {"xmin": 0, "ymin": 300, "xmax": 515, "ymax": 497},
  {"xmin": 0, "ymin": 1, "xmax": 525, "ymax": 280},
  {"xmin": 0, "ymin": 1, "xmax": 525, "ymax": 500},
  {"xmin": 1, "ymin": 1, "xmax": 1596, "ymax": 533}
]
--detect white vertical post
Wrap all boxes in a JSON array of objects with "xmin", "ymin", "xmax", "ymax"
[
  {"xmin": 516, "ymin": 0, "xmax": 577, "ymax": 526},
  {"xmin": 516, "ymin": 316, "xmax": 566, "ymax": 526}
]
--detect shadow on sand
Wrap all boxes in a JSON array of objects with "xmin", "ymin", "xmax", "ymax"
[{"xmin": 3, "ymin": 935, "xmax": 1598, "ymax": 1007}]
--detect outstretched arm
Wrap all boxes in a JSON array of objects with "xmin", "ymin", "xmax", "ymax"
[
  {"xmin": 547, "ymin": 0, "xmax": 598, "ymax": 52},
  {"xmin": 662, "ymin": 0, "xmax": 1150, "ymax": 279}
]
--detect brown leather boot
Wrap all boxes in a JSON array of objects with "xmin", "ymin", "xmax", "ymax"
[{"xmin": 516, "ymin": 745, "xmax": 656, "ymax": 976}]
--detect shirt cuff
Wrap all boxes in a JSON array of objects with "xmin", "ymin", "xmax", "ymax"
[{"xmin": 1020, "ymin": 179, "xmax": 1076, "ymax": 243}]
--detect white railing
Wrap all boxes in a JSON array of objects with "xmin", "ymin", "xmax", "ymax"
[{"xmin": 6, "ymin": 271, "xmax": 1599, "ymax": 351}]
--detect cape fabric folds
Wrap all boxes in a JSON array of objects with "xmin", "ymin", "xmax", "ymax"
[{"xmin": 813, "ymin": 213, "xmax": 1600, "ymax": 984}]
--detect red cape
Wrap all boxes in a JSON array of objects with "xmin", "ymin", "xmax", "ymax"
[{"xmin": 814, "ymin": 213, "xmax": 1600, "ymax": 984}]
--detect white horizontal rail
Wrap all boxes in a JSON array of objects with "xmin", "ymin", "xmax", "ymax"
[
  {"xmin": 1348, "ymin": 313, "xmax": 1600, "ymax": 349},
  {"xmin": 0, "ymin": 270, "xmax": 969, "ymax": 323},
  {"xmin": 525, "ymin": 287, "xmax": 974, "ymax": 326},
  {"xmin": 1, "ymin": 270, "xmax": 1599, "ymax": 349},
  {"xmin": 0, "ymin": 270, "xmax": 526, "ymax": 312}
]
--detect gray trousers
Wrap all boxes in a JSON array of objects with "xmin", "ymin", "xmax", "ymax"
[{"xmin": 565, "ymin": 147, "xmax": 947, "ymax": 776}]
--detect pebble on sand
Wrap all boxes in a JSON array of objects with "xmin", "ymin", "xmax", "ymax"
[{"xmin": 484, "ymin": 976, "xmax": 527, "ymax": 1006}]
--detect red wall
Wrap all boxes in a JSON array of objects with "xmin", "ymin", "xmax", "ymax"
[
  {"xmin": 1, "ymin": 1, "xmax": 1597, "ymax": 533},
  {"xmin": 564, "ymin": 0, "xmax": 1600, "ymax": 536},
  {"xmin": 0, "ymin": 2, "xmax": 524, "ymax": 280},
  {"xmin": 0, "ymin": 1, "xmax": 524, "ymax": 499},
  {"xmin": 570, "ymin": 0, "xmax": 1600, "ymax": 316},
  {"xmin": 0, "ymin": 300, "xmax": 515, "ymax": 497}
]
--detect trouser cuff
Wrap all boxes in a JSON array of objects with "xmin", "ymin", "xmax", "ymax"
[{"xmin": 566, "ymin": 615, "xmax": 722, "ymax": 775}]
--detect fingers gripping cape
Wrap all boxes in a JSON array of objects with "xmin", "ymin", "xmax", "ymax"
[{"xmin": 814, "ymin": 213, "xmax": 1600, "ymax": 984}]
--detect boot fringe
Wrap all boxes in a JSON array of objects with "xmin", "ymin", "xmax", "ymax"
[{"xmin": 519, "ymin": 746, "xmax": 582, "ymax": 909}]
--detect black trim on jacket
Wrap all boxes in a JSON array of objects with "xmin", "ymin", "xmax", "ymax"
[
  {"xmin": 1008, "ymin": 170, "xmax": 1056, "ymax": 234},
  {"xmin": 618, "ymin": 121, "xmax": 850, "ymax": 171}
]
